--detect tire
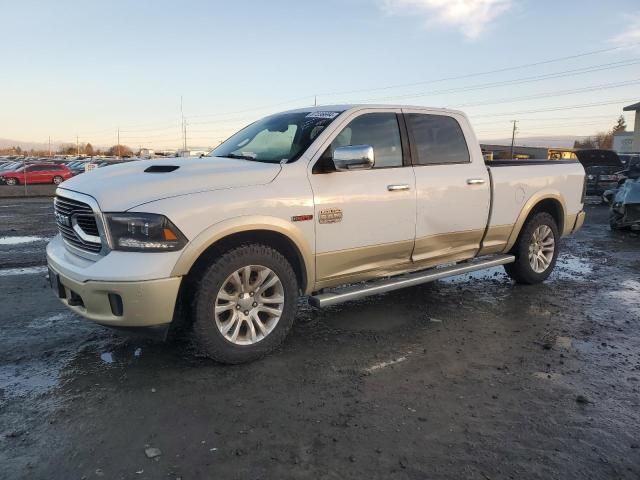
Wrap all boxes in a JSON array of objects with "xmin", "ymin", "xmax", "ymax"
[
  {"xmin": 5, "ymin": 178, "xmax": 18, "ymax": 186},
  {"xmin": 191, "ymin": 244, "xmax": 299, "ymax": 364},
  {"xmin": 609, "ymin": 211, "xmax": 624, "ymax": 230},
  {"xmin": 53, "ymin": 176, "xmax": 63, "ymax": 185},
  {"xmin": 504, "ymin": 212, "xmax": 559, "ymax": 285}
]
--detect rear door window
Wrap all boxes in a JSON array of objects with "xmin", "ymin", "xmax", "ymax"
[{"xmin": 406, "ymin": 114, "xmax": 470, "ymax": 165}]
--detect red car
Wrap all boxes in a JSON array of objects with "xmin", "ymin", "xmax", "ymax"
[{"xmin": 1, "ymin": 163, "xmax": 73, "ymax": 186}]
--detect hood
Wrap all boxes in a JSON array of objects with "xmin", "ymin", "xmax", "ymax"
[
  {"xmin": 575, "ymin": 149, "xmax": 622, "ymax": 169},
  {"xmin": 59, "ymin": 157, "xmax": 282, "ymax": 211}
]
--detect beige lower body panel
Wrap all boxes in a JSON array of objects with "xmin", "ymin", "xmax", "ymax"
[
  {"xmin": 479, "ymin": 224, "xmax": 513, "ymax": 255},
  {"xmin": 411, "ymin": 229, "xmax": 484, "ymax": 264},
  {"xmin": 315, "ymin": 229, "xmax": 501, "ymax": 291},
  {"xmin": 315, "ymin": 240, "xmax": 414, "ymax": 290},
  {"xmin": 49, "ymin": 264, "xmax": 181, "ymax": 327}
]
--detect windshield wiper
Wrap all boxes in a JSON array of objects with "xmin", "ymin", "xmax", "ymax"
[{"xmin": 215, "ymin": 154, "xmax": 259, "ymax": 161}]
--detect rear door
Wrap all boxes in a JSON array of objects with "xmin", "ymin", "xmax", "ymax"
[
  {"xmin": 23, "ymin": 165, "xmax": 38, "ymax": 184},
  {"xmin": 403, "ymin": 109, "xmax": 491, "ymax": 266},
  {"xmin": 32, "ymin": 165, "xmax": 50, "ymax": 184},
  {"xmin": 308, "ymin": 109, "xmax": 417, "ymax": 286}
]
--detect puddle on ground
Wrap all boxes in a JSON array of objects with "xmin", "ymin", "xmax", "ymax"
[
  {"xmin": 0, "ymin": 236, "xmax": 47, "ymax": 245},
  {"xmin": 607, "ymin": 279, "xmax": 640, "ymax": 315},
  {"xmin": 100, "ymin": 352, "xmax": 115, "ymax": 364},
  {"xmin": 442, "ymin": 266, "xmax": 507, "ymax": 284},
  {"xmin": 554, "ymin": 254, "xmax": 593, "ymax": 280},
  {"xmin": 27, "ymin": 312, "xmax": 72, "ymax": 330},
  {"xmin": 0, "ymin": 364, "xmax": 59, "ymax": 398},
  {"xmin": 0, "ymin": 265, "xmax": 48, "ymax": 277},
  {"xmin": 555, "ymin": 336, "xmax": 573, "ymax": 349}
]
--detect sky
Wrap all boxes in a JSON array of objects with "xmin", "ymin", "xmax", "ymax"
[{"xmin": 1, "ymin": 0, "xmax": 640, "ymax": 150}]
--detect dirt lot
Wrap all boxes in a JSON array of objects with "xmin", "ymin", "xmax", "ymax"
[{"xmin": 1, "ymin": 197, "xmax": 639, "ymax": 479}]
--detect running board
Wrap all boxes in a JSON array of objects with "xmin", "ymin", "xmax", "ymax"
[{"xmin": 308, "ymin": 254, "xmax": 515, "ymax": 308}]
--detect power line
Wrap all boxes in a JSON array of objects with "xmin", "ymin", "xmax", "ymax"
[
  {"xmin": 452, "ymin": 77, "xmax": 640, "ymax": 109},
  {"xmin": 343, "ymin": 58, "xmax": 640, "ymax": 104},
  {"xmin": 473, "ymin": 114, "xmax": 627, "ymax": 126},
  {"xmin": 317, "ymin": 42, "xmax": 640, "ymax": 98},
  {"xmin": 470, "ymin": 98, "xmax": 638, "ymax": 118}
]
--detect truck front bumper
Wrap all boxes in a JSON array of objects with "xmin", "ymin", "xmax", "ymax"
[{"xmin": 46, "ymin": 235, "xmax": 182, "ymax": 328}]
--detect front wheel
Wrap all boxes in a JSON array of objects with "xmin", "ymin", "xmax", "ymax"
[
  {"xmin": 191, "ymin": 244, "xmax": 299, "ymax": 364},
  {"xmin": 609, "ymin": 211, "xmax": 624, "ymax": 230},
  {"xmin": 53, "ymin": 176, "xmax": 64, "ymax": 185},
  {"xmin": 504, "ymin": 212, "xmax": 559, "ymax": 284},
  {"xmin": 5, "ymin": 178, "xmax": 18, "ymax": 186}
]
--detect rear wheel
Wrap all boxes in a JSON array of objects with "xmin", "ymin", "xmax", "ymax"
[
  {"xmin": 504, "ymin": 212, "xmax": 559, "ymax": 284},
  {"xmin": 52, "ymin": 175, "xmax": 63, "ymax": 185},
  {"xmin": 5, "ymin": 178, "xmax": 18, "ymax": 186},
  {"xmin": 191, "ymin": 244, "xmax": 299, "ymax": 364}
]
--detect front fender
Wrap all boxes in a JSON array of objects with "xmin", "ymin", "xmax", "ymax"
[{"xmin": 170, "ymin": 215, "xmax": 315, "ymax": 294}]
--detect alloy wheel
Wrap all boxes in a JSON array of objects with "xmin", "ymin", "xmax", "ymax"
[
  {"xmin": 528, "ymin": 225, "xmax": 555, "ymax": 273},
  {"xmin": 214, "ymin": 265, "xmax": 285, "ymax": 345}
]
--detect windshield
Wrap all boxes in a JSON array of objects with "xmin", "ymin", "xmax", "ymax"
[{"xmin": 209, "ymin": 110, "xmax": 344, "ymax": 163}]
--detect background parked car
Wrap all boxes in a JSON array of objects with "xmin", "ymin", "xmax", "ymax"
[
  {"xmin": 0, "ymin": 163, "xmax": 73, "ymax": 185},
  {"xmin": 575, "ymin": 149, "xmax": 624, "ymax": 197},
  {"xmin": 66, "ymin": 161, "xmax": 89, "ymax": 176}
]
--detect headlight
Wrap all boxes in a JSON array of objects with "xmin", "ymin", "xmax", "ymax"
[{"xmin": 105, "ymin": 213, "xmax": 187, "ymax": 252}]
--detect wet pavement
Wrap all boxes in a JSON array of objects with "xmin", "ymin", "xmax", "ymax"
[{"xmin": 1, "ymin": 197, "xmax": 639, "ymax": 479}]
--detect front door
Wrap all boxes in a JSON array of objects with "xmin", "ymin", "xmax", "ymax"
[
  {"xmin": 308, "ymin": 109, "xmax": 416, "ymax": 287},
  {"xmin": 402, "ymin": 109, "xmax": 491, "ymax": 266}
]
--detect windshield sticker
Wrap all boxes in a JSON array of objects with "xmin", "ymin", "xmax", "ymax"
[{"xmin": 306, "ymin": 111, "xmax": 340, "ymax": 119}]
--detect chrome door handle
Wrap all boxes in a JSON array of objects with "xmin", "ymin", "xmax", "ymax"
[
  {"xmin": 466, "ymin": 178, "xmax": 486, "ymax": 185},
  {"xmin": 387, "ymin": 184, "xmax": 410, "ymax": 191}
]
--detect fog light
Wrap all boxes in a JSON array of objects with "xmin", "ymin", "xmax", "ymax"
[{"xmin": 108, "ymin": 293, "xmax": 123, "ymax": 317}]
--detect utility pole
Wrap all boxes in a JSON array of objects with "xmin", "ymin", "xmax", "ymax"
[
  {"xmin": 180, "ymin": 96, "xmax": 187, "ymax": 155},
  {"xmin": 48, "ymin": 136, "xmax": 51, "ymax": 157},
  {"xmin": 510, "ymin": 120, "xmax": 518, "ymax": 159},
  {"xmin": 76, "ymin": 136, "xmax": 80, "ymax": 156},
  {"xmin": 117, "ymin": 128, "xmax": 121, "ymax": 159},
  {"xmin": 314, "ymin": 95, "xmax": 317, "ymax": 107}
]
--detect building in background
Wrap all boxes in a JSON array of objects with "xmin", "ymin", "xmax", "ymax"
[
  {"xmin": 481, "ymin": 144, "xmax": 549, "ymax": 160},
  {"xmin": 613, "ymin": 132, "xmax": 634, "ymax": 153},
  {"xmin": 480, "ymin": 144, "xmax": 575, "ymax": 160},
  {"xmin": 622, "ymin": 102, "xmax": 640, "ymax": 152},
  {"xmin": 176, "ymin": 148, "xmax": 210, "ymax": 157}
]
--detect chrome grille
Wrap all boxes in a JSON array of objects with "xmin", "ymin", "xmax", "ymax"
[{"xmin": 54, "ymin": 195, "xmax": 102, "ymax": 253}]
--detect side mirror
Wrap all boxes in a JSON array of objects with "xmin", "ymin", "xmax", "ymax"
[{"xmin": 333, "ymin": 145, "xmax": 375, "ymax": 171}]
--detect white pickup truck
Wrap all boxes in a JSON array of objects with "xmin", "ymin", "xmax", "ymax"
[{"xmin": 47, "ymin": 105, "xmax": 586, "ymax": 363}]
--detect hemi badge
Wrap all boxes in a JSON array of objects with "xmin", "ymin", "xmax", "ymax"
[{"xmin": 292, "ymin": 214, "xmax": 313, "ymax": 222}]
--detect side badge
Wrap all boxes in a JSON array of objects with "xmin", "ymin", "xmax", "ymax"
[
  {"xmin": 319, "ymin": 208, "xmax": 343, "ymax": 224},
  {"xmin": 291, "ymin": 214, "xmax": 313, "ymax": 222}
]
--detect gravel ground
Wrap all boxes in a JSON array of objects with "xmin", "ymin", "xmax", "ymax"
[{"xmin": 0, "ymin": 197, "xmax": 639, "ymax": 479}]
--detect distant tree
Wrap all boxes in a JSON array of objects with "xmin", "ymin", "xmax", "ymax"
[
  {"xmin": 107, "ymin": 145, "xmax": 133, "ymax": 157},
  {"xmin": 58, "ymin": 144, "xmax": 77, "ymax": 155},
  {"xmin": 595, "ymin": 131, "xmax": 613, "ymax": 150},
  {"xmin": 612, "ymin": 115, "xmax": 627, "ymax": 134},
  {"xmin": 84, "ymin": 143, "xmax": 95, "ymax": 156},
  {"xmin": 574, "ymin": 116, "xmax": 627, "ymax": 150},
  {"xmin": 574, "ymin": 137, "xmax": 597, "ymax": 149}
]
